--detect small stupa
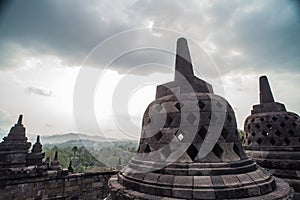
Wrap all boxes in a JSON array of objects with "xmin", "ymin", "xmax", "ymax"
[
  {"xmin": 50, "ymin": 151, "xmax": 62, "ymax": 170},
  {"xmin": 0, "ymin": 115, "xmax": 31, "ymax": 168},
  {"xmin": 243, "ymin": 75, "xmax": 300, "ymax": 198},
  {"xmin": 27, "ymin": 135, "xmax": 45, "ymax": 166},
  {"xmin": 108, "ymin": 38, "xmax": 292, "ymax": 199}
]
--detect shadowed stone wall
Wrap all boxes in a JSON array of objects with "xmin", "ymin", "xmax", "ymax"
[{"xmin": 0, "ymin": 171, "xmax": 117, "ymax": 200}]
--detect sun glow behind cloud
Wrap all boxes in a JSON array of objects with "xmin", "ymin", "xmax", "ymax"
[{"xmin": 0, "ymin": 0, "xmax": 299, "ymax": 137}]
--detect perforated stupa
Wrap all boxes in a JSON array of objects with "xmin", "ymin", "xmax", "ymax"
[
  {"xmin": 108, "ymin": 38, "xmax": 292, "ymax": 199},
  {"xmin": 243, "ymin": 76, "xmax": 300, "ymax": 198}
]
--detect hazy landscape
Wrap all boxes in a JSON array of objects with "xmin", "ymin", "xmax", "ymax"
[{"xmin": 0, "ymin": 128, "xmax": 139, "ymax": 172}]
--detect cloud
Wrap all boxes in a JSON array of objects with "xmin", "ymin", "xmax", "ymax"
[
  {"xmin": 25, "ymin": 86, "xmax": 53, "ymax": 97},
  {"xmin": 0, "ymin": 0, "xmax": 299, "ymax": 76},
  {"xmin": 0, "ymin": 0, "xmax": 133, "ymax": 68},
  {"xmin": 45, "ymin": 123, "xmax": 53, "ymax": 127},
  {"xmin": 0, "ymin": 109, "xmax": 13, "ymax": 128}
]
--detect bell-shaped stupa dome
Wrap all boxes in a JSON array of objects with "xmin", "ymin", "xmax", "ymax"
[{"xmin": 108, "ymin": 38, "xmax": 292, "ymax": 199}]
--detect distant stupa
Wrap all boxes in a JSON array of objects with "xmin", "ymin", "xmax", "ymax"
[
  {"xmin": 0, "ymin": 115, "xmax": 31, "ymax": 168},
  {"xmin": 108, "ymin": 38, "xmax": 292, "ymax": 199},
  {"xmin": 243, "ymin": 75, "xmax": 300, "ymax": 198}
]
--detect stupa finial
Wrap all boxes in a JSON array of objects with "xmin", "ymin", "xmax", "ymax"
[
  {"xmin": 17, "ymin": 114, "xmax": 23, "ymax": 125},
  {"xmin": 54, "ymin": 151, "xmax": 58, "ymax": 160},
  {"xmin": 36, "ymin": 135, "xmax": 40, "ymax": 143},
  {"xmin": 259, "ymin": 75, "xmax": 275, "ymax": 103},
  {"xmin": 175, "ymin": 37, "xmax": 194, "ymax": 80}
]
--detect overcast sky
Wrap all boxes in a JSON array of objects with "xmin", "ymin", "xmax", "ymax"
[{"xmin": 0, "ymin": 0, "xmax": 299, "ymax": 139}]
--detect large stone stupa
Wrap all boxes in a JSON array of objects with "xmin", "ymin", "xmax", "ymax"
[
  {"xmin": 108, "ymin": 38, "xmax": 293, "ymax": 199},
  {"xmin": 243, "ymin": 76, "xmax": 300, "ymax": 198}
]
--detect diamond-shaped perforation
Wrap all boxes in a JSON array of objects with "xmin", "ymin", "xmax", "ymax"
[
  {"xmin": 221, "ymin": 128, "xmax": 229, "ymax": 140},
  {"xmin": 177, "ymin": 133, "xmax": 184, "ymax": 141},
  {"xmin": 212, "ymin": 143, "xmax": 223, "ymax": 159},
  {"xmin": 186, "ymin": 144, "xmax": 198, "ymax": 160},
  {"xmin": 262, "ymin": 131, "xmax": 268, "ymax": 136},
  {"xmin": 174, "ymin": 101, "xmax": 183, "ymax": 111},
  {"xmin": 233, "ymin": 143, "xmax": 241, "ymax": 157},
  {"xmin": 164, "ymin": 114, "xmax": 173, "ymax": 128},
  {"xmin": 175, "ymin": 129, "xmax": 185, "ymax": 141},
  {"xmin": 198, "ymin": 100, "xmax": 205, "ymax": 109},
  {"xmin": 284, "ymin": 137, "xmax": 291, "ymax": 145},
  {"xmin": 275, "ymin": 130, "xmax": 281, "ymax": 136},
  {"xmin": 289, "ymin": 130, "xmax": 294, "ymax": 136},
  {"xmin": 248, "ymin": 139, "xmax": 253, "ymax": 145},
  {"xmin": 251, "ymin": 132, "xmax": 256, "ymax": 137},
  {"xmin": 247, "ymin": 125, "xmax": 251, "ymax": 131},
  {"xmin": 284, "ymin": 116, "xmax": 289, "ymax": 120},
  {"xmin": 197, "ymin": 127, "xmax": 207, "ymax": 140},
  {"xmin": 144, "ymin": 145, "xmax": 151, "ymax": 153},
  {"xmin": 280, "ymin": 122, "xmax": 286, "ymax": 128},
  {"xmin": 154, "ymin": 131, "xmax": 163, "ymax": 142},
  {"xmin": 272, "ymin": 116, "xmax": 278, "ymax": 121},
  {"xmin": 260, "ymin": 117, "xmax": 265, "ymax": 122},
  {"xmin": 255, "ymin": 124, "xmax": 260, "ymax": 129},
  {"xmin": 269, "ymin": 138, "xmax": 276, "ymax": 145},
  {"xmin": 292, "ymin": 122, "xmax": 297, "ymax": 128},
  {"xmin": 187, "ymin": 113, "xmax": 197, "ymax": 124},
  {"xmin": 161, "ymin": 145, "xmax": 171, "ymax": 158},
  {"xmin": 257, "ymin": 138, "xmax": 262, "ymax": 144}
]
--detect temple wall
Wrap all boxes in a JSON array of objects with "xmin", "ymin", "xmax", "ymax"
[{"xmin": 0, "ymin": 170, "xmax": 117, "ymax": 200}]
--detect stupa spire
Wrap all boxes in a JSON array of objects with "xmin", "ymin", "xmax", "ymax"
[
  {"xmin": 17, "ymin": 114, "xmax": 23, "ymax": 125},
  {"xmin": 174, "ymin": 37, "xmax": 194, "ymax": 80},
  {"xmin": 36, "ymin": 135, "xmax": 40, "ymax": 143},
  {"xmin": 259, "ymin": 75, "xmax": 274, "ymax": 103}
]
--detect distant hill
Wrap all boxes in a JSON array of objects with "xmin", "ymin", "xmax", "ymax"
[
  {"xmin": 0, "ymin": 129, "xmax": 139, "ymax": 148},
  {"xmin": 39, "ymin": 133, "xmax": 116, "ymax": 144},
  {"xmin": 43, "ymin": 138, "xmax": 139, "ymax": 150}
]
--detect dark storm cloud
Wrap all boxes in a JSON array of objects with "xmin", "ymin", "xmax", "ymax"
[
  {"xmin": 0, "ymin": 0, "xmax": 132, "ymax": 68},
  {"xmin": 132, "ymin": 0, "xmax": 300, "ymax": 74},
  {"xmin": 209, "ymin": 0, "xmax": 300, "ymax": 72},
  {"xmin": 25, "ymin": 86, "xmax": 53, "ymax": 97},
  {"xmin": 0, "ymin": 0, "xmax": 299, "ymax": 75}
]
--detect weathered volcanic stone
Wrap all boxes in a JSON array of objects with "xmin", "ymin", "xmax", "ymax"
[
  {"xmin": 50, "ymin": 151, "xmax": 62, "ymax": 170},
  {"xmin": 108, "ymin": 38, "xmax": 293, "ymax": 199},
  {"xmin": 0, "ymin": 115, "xmax": 31, "ymax": 168},
  {"xmin": 0, "ymin": 115, "xmax": 52, "ymax": 180},
  {"xmin": 243, "ymin": 75, "xmax": 300, "ymax": 199},
  {"xmin": 27, "ymin": 135, "xmax": 45, "ymax": 166}
]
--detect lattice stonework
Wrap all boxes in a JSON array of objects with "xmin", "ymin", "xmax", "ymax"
[
  {"xmin": 243, "ymin": 75, "xmax": 299, "ymax": 199},
  {"xmin": 243, "ymin": 112, "xmax": 300, "ymax": 147},
  {"xmin": 109, "ymin": 39, "xmax": 293, "ymax": 200}
]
